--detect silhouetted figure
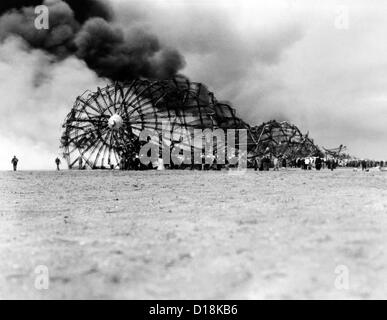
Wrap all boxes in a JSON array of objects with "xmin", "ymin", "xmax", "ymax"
[
  {"xmin": 361, "ymin": 159, "xmax": 367, "ymax": 171},
  {"xmin": 79, "ymin": 157, "xmax": 83, "ymax": 170},
  {"xmin": 327, "ymin": 159, "xmax": 333, "ymax": 170},
  {"xmin": 282, "ymin": 157, "xmax": 287, "ymax": 168},
  {"xmin": 55, "ymin": 157, "xmax": 61, "ymax": 171},
  {"xmin": 263, "ymin": 156, "xmax": 271, "ymax": 171},
  {"xmin": 315, "ymin": 157, "xmax": 322, "ymax": 170},
  {"xmin": 11, "ymin": 156, "xmax": 18, "ymax": 171},
  {"xmin": 262, "ymin": 148, "xmax": 271, "ymax": 171},
  {"xmin": 301, "ymin": 158, "xmax": 306, "ymax": 170}
]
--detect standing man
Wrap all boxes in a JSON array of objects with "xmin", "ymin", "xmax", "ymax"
[
  {"xmin": 361, "ymin": 159, "xmax": 367, "ymax": 171},
  {"xmin": 254, "ymin": 156, "xmax": 260, "ymax": 171},
  {"xmin": 282, "ymin": 157, "xmax": 287, "ymax": 169},
  {"xmin": 315, "ymin": 157, "xmax": 322, "ymax": 170},
  {"xmin": 11, "ymin": 156, "xmax": 19, "ymax": 171},
  {"xmin": 55, "ymin": 157, "xmax": 61, "ymax": 171}
]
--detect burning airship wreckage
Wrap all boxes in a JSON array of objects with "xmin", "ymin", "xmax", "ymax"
[
  {"xmin": 60, "ymin": 77, "xmax": 337, "ymax": 170},
  {"xmin": 0, "ymin": 0, "xmax": 345, "ymax": 170}
]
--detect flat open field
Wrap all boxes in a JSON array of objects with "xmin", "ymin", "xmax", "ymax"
[{"xmin": 0, "ymin": 169, "xmax": 386, "ymax": 299}]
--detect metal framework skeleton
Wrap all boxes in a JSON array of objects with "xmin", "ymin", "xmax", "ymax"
[
  {"xmin": 61, "ymin": 77, "xmax": 254, "ymax": 169},
  {"xmin": 322, "ymin": 144, "xmax": 347, "ymax": 158},
  {"xmin": 61, "ymin": 78, "xmax": 340, "ymax": 170},
  {"xmin": 249, "ymin": 120, "xmax": 322, "ymax": 160}
]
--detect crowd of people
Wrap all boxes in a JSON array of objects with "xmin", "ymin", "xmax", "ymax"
[
  {"xmin": 118, "ymin": 152, "xmax": 238, "ymax": 171},
  {"xmin": 253, "ymin": 156, "xmax": 385, "ymax": 171},
  {"xmin": 96, "ymin": 154, "xmax": 386, "ymax": 172},
  {"xmin": 9, "ymin": 154, "xmax": 386, "ymax": 171}
]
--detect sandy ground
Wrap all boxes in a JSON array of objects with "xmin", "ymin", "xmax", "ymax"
[{"xmin": 0, "ymin": 168, "xmax": 386, "ymax": 299}]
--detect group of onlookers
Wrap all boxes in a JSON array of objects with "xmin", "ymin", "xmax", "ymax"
[
  {"xmin": 10, "ymin": 153, "xmax": 386, "ymax": 171},
  {"xmin": 252, "ymin": 155, "xmax": 387, "ymax": 171},
  {"xmin": 296, "ymin": 157, "xmax": 338, "ymax": 171},
  {"xmin": 253, "ymin": 156, "xmax": 342, "ymax": 171},
  {"xmin": 345, "ymin": 159, "xmax": 384, "ymax": 170}
]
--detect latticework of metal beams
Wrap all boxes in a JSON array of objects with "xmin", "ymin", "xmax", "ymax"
[
  {"xmin": 249, "ymin": 120, "xmax": 323, "ymax": 160},
  {"xmin": 322, "ymin": 144, "xmax": 347, "ymax": 158},
  {"xmin": 61, "ymin": 77, "xmax": 345, "ymax": 169},
  {"xmin": 60, "ymin": 77, "xmax": 255, "ymax": 169}
]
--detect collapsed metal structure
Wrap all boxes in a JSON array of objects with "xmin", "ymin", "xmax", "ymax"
[
  {"xmin": 61, "ymin": 77, "xmax": 255, "ymax": 169},
  {"xmin": 249, "ymin": 120, "xmax": 322, "ymax": 159},
  {"xmin": 322, "ymin": 144, "xmax": 347, "ymax": 159},
  {"xmin": 61, "ymin": 78, "xmax": 338, "ymax": 169}
]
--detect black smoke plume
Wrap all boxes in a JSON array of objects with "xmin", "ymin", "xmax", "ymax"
[
  {"xmin": 0, "ymin": 0, "xmax": 185, "ymax": 81},
  {"xmin": 0, "ymin": 0, "xmax": 112, "ymax": 23}
]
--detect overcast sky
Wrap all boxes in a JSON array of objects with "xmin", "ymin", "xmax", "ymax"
[{"xmin": 1, "ymin": 0, "xmax": 387, "ymax": 170}]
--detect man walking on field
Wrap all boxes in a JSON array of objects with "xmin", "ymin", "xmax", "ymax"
[
  {"xmin": 11, "ymin": 156, "xmax": 19, "ymax": 171},
  {"xmin": 55, "ymin": 157, "xmax": 61, "ymax": 171}
]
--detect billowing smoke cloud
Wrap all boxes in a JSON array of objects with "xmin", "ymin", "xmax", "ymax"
[
  {"xmin": 0, "ymin": 36, "xmax": 105, "ymax": 170},
  {"xmin": 0, "ymin": 1, "xmax": 42, "ymax": 14},
  {"xmin": 0, "ymin": 1, "xmax": 78, "ymax": 58},
  {"xmin": 0, "ymin": 0, "xmax": 112, "ymax": 22},
  {"xmin": 0, "ymin": 0, "xmax": 185, "ymax": 81},
  {"xmin": 123, "ymin": 1, "xmax": 304, "ymax": 122},
  {"xmin": 75, "ymin": 18, "xmax": 185, "ymax": 81}
]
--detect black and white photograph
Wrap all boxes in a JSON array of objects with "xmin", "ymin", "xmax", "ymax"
[{"xmin": 0, "ymin": 0, "xmax": 387, "ymax": 303}]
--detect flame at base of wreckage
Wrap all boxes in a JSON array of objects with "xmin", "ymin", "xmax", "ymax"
[{"xmin": 60, "ymin": 77, "xmax": 344, "ymax": 170}]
